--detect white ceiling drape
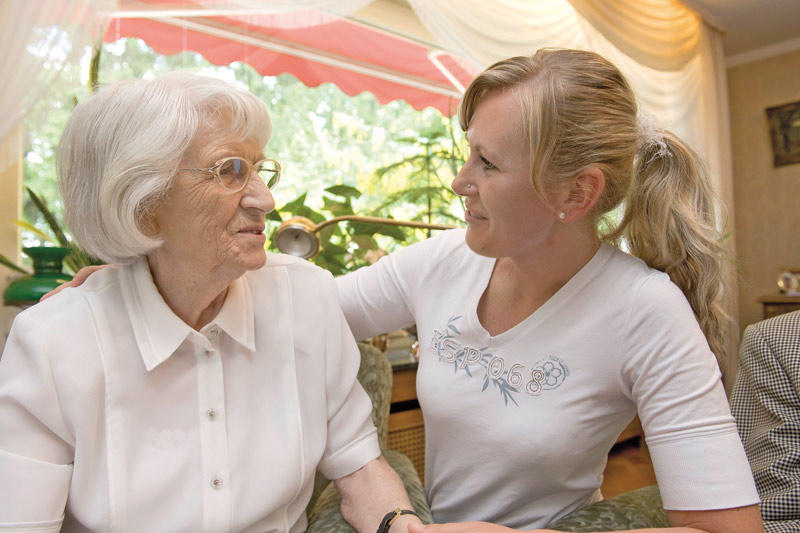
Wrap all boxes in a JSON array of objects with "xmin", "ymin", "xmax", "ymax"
[
  {"xmin": 0, "ymin": 0, "xmax": 116, "ymax": 170},
  {"xmin": 405, "ymin": 0, "xmax": 728, "ymax": 204}
]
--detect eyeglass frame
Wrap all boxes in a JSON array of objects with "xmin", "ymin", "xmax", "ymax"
[{"xmin": 180, "ymin": 156, "xmax": 281, "ymax": 192}]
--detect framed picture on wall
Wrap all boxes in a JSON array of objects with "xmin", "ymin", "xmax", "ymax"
[{"xmin": 766, "ymin": 100, "xmax": 800, "ymax": 167}]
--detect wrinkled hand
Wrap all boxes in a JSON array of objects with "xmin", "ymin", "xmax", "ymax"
[
  {"xmin": 407, "ymin": 522, "xmax": 529, "ymax": 533},
  {"xmin": 40, "ymin": 264, "xmax": 109, "ymax": 301}
]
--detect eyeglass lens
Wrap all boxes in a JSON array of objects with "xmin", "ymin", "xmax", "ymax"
[{"xmin": 217, "ymin": 158, "xmax": 280, "ymax": 191}]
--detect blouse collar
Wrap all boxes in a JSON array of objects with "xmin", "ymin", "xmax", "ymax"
[{"xmin": 120, "ymin": 257, "xmax": 255, "ymax": 371}]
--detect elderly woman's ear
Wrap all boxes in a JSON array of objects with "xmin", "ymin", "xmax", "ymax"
[{"xmin": 138, "ymin": 215, "xmax": 160, "ymax": 239}]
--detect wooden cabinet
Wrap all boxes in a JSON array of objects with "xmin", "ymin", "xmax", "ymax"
[
  {"xmin": 758, "ymin": 294, "xmax": 800, "ymax": 319},
  {"xmin": 387, "ymin": 363, "xmax": 425, "ymax": 482}
]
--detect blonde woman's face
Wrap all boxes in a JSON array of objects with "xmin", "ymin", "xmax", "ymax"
[
  {"xmin": 451, "ymin": 90, "xmax": 559, "ymax": 261},
  {"xmin": 152, "ymin": 123, "xmax": 275, "ymax": 280}
]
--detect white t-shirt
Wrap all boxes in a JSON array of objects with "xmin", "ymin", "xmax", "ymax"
[
  {"xmin": 0, "ymin": 254, "xmax": 379, "ymax": 533},
  {"xmin": 338, "ymin": 228, "xmax": 758, "ymax": 529}
]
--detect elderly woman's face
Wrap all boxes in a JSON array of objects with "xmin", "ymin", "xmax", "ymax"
[{"xmin": 152, "ymin": 122, "xmax": 275, "ymax": 278}]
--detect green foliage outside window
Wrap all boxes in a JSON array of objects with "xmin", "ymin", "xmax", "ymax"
[{"xmin": 7, "ymin": 38, "xmax": 465, "ymax": 277}]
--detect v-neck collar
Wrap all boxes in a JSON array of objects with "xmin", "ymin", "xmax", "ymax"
[{"xmin": 469, "ymin": 243, "xmax": 615, "ymax": 346}]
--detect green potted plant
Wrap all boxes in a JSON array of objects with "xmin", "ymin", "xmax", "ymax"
[{"xmin": 1, "ymin": 187, "xmax": 101, "ymax": 307}]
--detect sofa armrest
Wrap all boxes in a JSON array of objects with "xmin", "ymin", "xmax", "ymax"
[
  {"xmin": 547, "ymin": 485, "xmax": 669, "ymax": 532},
  {"xmin": 307, "ymin": 450, "xmax": 432, "ymax": 533}
]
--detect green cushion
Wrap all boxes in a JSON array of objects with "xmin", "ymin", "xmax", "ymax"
[{"xmin": 547, "ymin": 485, "xmax": 669, "ymax": 532}]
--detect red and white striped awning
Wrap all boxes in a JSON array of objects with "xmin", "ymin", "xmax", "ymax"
[{"xmin": 106, "ymin": 0, "xmax": 478, "ymax": 116}]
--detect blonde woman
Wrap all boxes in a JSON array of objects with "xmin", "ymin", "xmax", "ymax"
[{"xmin": 338, "ymin": 49, "xmax": 761, "ymax": 532}]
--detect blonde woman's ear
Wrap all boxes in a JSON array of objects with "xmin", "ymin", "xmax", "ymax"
[{"xmin": 561, "ymin": 167, "xmax": 605, "ymax": 220}]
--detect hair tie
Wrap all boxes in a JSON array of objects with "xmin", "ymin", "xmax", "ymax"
[{"xmin": 636, "ymin": 110, "xmax": 669, "ymax": 160}]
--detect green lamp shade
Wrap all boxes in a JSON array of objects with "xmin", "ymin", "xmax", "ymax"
[{"xmin": 3, "ymin": 246, "xmax": 74, "ymax": 308}]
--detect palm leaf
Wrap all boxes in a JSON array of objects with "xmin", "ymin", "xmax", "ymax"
[
  {"xmin": 13, "ymin": 219, "xmax": 55, "ymax": 244},
  {"xmin": 25, "ymin": 187, "xmax": 70, "ymax": 246},
  {"xmin": 88, "ymin": 41, "xmax": 102, "ymax": 93},
  {"xmin": 0, "ymin": 252, "xmax": 29, "ymax": 274}
]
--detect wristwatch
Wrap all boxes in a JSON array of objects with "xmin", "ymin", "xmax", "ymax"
[{"xmin": 377, "ymin": 509, "xmax": 419, "ymax": 533}]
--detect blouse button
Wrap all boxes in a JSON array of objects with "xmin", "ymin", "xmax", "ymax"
[
  {"xmin": 208, "ymin": 328, "xmax": 219, "ymax": 337},
  {"xmin": 204, "ymin": 349, "xmax": 213, "ymax": 358},
  {"xmin": 211, "ymin": 476, "xmax": 223, "ymax": 490},
  {"xmin": 206, "ymin": 408, "xmax": 218, "ymax": 421}
]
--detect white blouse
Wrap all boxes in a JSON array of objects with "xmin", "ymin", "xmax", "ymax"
[{"xmin": 0, "ymin": 254, "xmax": 379, "ymax": 532}]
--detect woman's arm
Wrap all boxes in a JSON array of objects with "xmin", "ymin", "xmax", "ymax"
[
  {"xmin": 666, "ymin": 506, "xmax": 763, "ymax": 532},
  {"xmin": 336, "ymin": 252, "xmax": 419, "ymax": 342},
  {"xmin": 335, "ymin": 456, "xmax": 424, "ymax": 533},
  {"xmin": 337, "ymin": 231, "xmax": 459, "ymax": 341},
  {"xmin": 403, "ymin": 504, "xmax": 763, "ymax": 533}
]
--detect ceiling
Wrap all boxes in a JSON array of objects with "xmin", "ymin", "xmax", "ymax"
[{"xmin": 685, "ymin": 0, "xmax": 800, "ymax": 61}]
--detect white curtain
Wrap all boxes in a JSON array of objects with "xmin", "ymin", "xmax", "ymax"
[
  {"xmin": 405, "ymin": 0, "xmax": 739, "ymax": 373},
  {"xmin": 405, "ymin": 0, "xmax": 726, "ymax": 191},
  {"xmin": 0, "ymin": 0, "xmax": 116, "ymax": 170}
]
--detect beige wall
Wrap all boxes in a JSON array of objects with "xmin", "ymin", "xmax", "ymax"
[
  {"xmin": 728, "ymin": 49, "xmax": 800, "ymax": 330},
  {"xmin": 0, "ymin": 126, "xmax": 23, "ymax": 353}
]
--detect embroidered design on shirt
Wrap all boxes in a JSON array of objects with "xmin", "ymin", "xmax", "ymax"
[{"xmin": 428, "ymin": 315, "xmax": 569, "ymax": 406}]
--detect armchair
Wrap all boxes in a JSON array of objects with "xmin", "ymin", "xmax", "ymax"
[
  {"xmin": 546, "ymin": 485, "xmax": 668, "ymax": 531},
  {"xmin": 306, "ymin": 342, "xmax": 432, "ymax": 532}
]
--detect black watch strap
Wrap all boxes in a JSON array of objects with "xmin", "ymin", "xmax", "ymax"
[{"xmin": 377, "ymin": 508, "xmax": 419, "ymax": 533}]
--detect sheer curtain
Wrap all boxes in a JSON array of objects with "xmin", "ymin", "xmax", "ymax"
[
  {"xmin": 406, "ymin": 0, "xmax": 739, "ymax": 377},
  {"xmin": 406, "ymin": 0, "xmax": 726, "ymax": 196},
  {"xmin": 0, "ymin": 0, "xmax": 116, "ymax": 171}
]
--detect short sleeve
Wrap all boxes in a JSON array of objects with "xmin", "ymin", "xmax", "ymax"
[
  {"xmin": 336, "ymin": 230, "xmax": 454, "ymax": 341},
  {"xmin": 620, "ymin": 275, "xmax": 759, "ymax": 510}
]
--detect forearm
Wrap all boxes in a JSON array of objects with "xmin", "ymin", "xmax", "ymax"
[
  {"xmin": 404, "ymin": 504, "xmax": 764, "ymax": 533},
  {"xmin": 336, "ymin": 251, "xmax": 418, "ymax": 341},
  {"xmin": 334, "ymin": 455, "xmax": 423, "ymax": 533}
]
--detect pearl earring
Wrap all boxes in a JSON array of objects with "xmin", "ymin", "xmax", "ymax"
[
  {"xmin": 558, "ymin": 211, "xmax": 566, "ymax": 220},
  {"xmin": 465, "ymin": 183, "xmax": 474, "ymax": 189}
]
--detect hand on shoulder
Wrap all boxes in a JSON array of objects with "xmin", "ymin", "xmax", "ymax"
[{"xmin": 40, "ymin": 264, "xmax": 110, "ymax": 300}]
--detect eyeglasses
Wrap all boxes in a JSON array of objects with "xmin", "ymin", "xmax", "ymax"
[{"xmin": 180, "ymin": 157, "xmax": 281, "ymax": 192}]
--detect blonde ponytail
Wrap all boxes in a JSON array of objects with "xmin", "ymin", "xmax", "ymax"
[{"xmin": 607, "ymin": 130, "xmax": 730, "ymax": 364}]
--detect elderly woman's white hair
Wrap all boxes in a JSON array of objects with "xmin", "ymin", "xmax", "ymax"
[{"xmin": 56, "ymin": 71, "xmax": 272, "ymax": 264}]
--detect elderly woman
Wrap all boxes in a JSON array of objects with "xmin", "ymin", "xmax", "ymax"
[{"xmin": 0, "ymin": 73, "xmax": 420, "ymax": 532}]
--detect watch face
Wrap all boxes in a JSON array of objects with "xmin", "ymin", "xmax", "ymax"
[{"xmin": 777, "ymin": 270, "xmax": 800, "ymax": 293}]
